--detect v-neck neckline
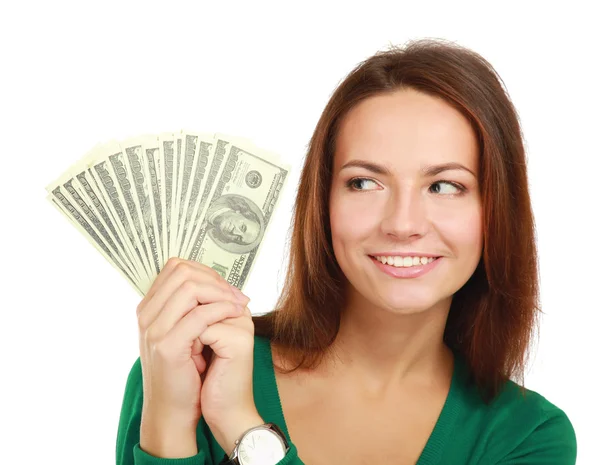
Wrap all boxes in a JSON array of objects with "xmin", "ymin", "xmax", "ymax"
[{"xmin": 256, "ymin": 336, "xmax": 467, "ymax": 464}]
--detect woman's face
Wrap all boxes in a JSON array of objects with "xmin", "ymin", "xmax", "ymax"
[{"xmin": 329, "ymin": 88, "xmax": 483, "ymax": 314}]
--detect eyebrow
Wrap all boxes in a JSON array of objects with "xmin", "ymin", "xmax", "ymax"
[{"xmin": 339, "ymin": 159, "xmax": 477, "ymax": 178}]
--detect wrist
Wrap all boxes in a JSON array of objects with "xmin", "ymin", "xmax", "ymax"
[
  {"xmin": 140, "ymin": 409, "xmax": 199, "ymax": 459},
  {"xmin": 209, "ymin": 411, "xmax": 266, "ymax": 458},
  {"xmin": 141, "ymin": 404, "xmax": 200, "ymax": 430}
]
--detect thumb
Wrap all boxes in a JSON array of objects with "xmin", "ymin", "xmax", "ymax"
[{"xmin": 191, "ymin": 337, "xmax": 207, "ymax": 374}]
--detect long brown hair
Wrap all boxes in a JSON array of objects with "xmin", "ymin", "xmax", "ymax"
[{"xmin": 253, "ymin": 38, "xmax": 540, "ymax": 404}]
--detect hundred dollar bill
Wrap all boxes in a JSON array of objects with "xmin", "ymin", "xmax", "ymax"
[
  {"xmin": 180, "ymin": 136, "xmax": 229, "ymax": 258},
  {"xmin": 172, "ymin": 132, "xmax": 199, "ymax": 253},
  {"xmin": 122, "ymin": 137, "xmax": 162, "ymax": 277},
  {"xmin": 158, "ymin": 133, "xmax": 175, "ymax": 262},
  {"xmin": 169, "ymin": 133, "xmax": 183, "ymax": 258},
  {"xmin": 46, "ymin": 193, "xmax": 144, "ymax": 297},
  {"xmin": 105, "ymin": 141, "xmax": 156, "ymax": 281},
  {"xmin": 181, "ymin": 133, "xmax": 279, "ymax": 258},
  {"xmin": 186, "ymin": 140, "xmax": 289, "ymax": 290},
  {"xmin": 141, "ymin": 137, "xmax": 164, "ymax": 267},
  {"xmin": 72, "ymin": 168, "xmax": 144, "ymax": 283},
  {"xmin": 54, "ymin": 175, "xmax": 139, "ymax": 283},
  {"xmin": 175, "ymin": 132, "xmax": 217, "ymax": 257},
  {"xmin": 73, "ymin": 163, "xmax": 146, "ymax": 283},
  {"xmin": 45, "ymin": 145, "xmax": 145, "ymax": 284},
  {"xmin": 87, "ymin": 143, "xmax": 153, "ymax": 288}
]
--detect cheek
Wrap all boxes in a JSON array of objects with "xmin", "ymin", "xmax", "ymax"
[
  {"xmin": 330, "ymin": 194, "xmax": 380, "ymax": 242},
  {"xmin": 437, "ymin": 207, "xmax": 482, "ymax": 250}
]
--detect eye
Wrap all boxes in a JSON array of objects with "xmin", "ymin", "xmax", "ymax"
[
  {"xmin": 345, "ymin": 177, "xmax": 379, "ymax": 191},
  {"xmin": 430, "ymin": 180, "xmax": 466, "ymax": 195}
]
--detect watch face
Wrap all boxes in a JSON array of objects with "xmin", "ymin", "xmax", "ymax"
[{"xmin": 237, "ymin": 428, "xmax": 286, "ymax": 465}]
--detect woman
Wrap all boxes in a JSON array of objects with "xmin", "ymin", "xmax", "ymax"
[{"xmin": 117, "ymin": 38, "xmax": 577, "ymax": 465}]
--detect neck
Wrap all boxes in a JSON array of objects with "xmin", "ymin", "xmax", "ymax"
[{"xmin": 325, "ymin": 292, "xmax": 454, "ymax": 399}]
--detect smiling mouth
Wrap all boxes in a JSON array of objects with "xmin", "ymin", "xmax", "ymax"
[
  {"xmin": 368, "ymin": 255, "xmax": 443, "ymax": 278},
  {"xmin": 368, "ymin": 255, "xmax": 440, "ymax": 268}
]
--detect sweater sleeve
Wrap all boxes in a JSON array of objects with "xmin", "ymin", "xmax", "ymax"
[
  {"xmin": 115, "ymin": 357, "xmax": 209, "ymax": 465},
  {"xmin": 116, "ymin": 357, "xmax": 305, "ymax": 465},
  {"xmin": 495, "ymin": 403, "xmax": 577, "ymax": 465},
  {"xmin": 273, "ymin": 442, "xmax": 303, "ymax": 464}
]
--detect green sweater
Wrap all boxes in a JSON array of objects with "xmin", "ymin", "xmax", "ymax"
[{"xmin": 117, "ymin": 335, "xmax": 577, "ymax": 464}]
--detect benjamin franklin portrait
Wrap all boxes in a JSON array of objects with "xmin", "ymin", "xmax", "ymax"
[{"xmin": 204, "ymin": 194, "xmax": 265, "ymax": 254}]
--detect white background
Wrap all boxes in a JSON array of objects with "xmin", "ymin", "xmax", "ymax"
[{"xmin": 1, "ymin": 1, "xmax": 598, "ymax": 463}]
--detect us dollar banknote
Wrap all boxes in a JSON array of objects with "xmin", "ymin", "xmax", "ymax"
[
  {"xmin": 106, "ymin": 144, "xmax": 156, "ymax": 281},
  {"xmin": 158, "ymin": 133, "xmax": 175, "ymax": 263},
  {"xmin": 186, "ymin": 137, "xmax": 290, "ymax": 289},
  {"xmin": 89, "ymin": 151, "xmax": 153, "ymax": 287},
  {"xmin": 73, "ymin": 169, "xmax": 142, "ymax": 282},
  {"xmin": 173, "ymin": 133, "xmax": 198, "ymax": 248},
  {"xmin": 141, "ymin": 140, "xmax": 164, "ymax": 266},
  {"xmin": 45, "ymin": 146, "xmax": 146, "ymax": 289},
  {"xmin": 46, "ymin": 131, "xmax": 289, "ymax": 296},
  {"xmin": 47, "ymin": 189, "xmax": 144, "ymax": 296},
  {"xmin": 122, "ymin": 137, "xmax": 163, "ymax": 276},
  {"xmin": 169, "ymin": 134, "xmax": 183, "ymax": 257},
  {"xmin": 177, "ymin": 133, "xmax": 218, "ymax": 258},
  {"xmin": 180, "ymin": 133, "xmax": 263, "ymax": 259}
]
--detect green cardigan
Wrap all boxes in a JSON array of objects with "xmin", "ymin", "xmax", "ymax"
[{"xmin": 116, "ymin": 335, "xmax": 577, "ymax": 464}]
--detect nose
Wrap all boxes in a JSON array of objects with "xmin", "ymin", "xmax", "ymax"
[{"xmin": 380, "ymin": 187, "xmax": 429, "ymax": 239}]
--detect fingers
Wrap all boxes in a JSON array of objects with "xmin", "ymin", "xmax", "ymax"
[
  {"xmin": 143, "ymin": 280, "xmax": 244, "ymax": 343},
  {"xmin": 198, "ymin": 318, "xmax": 254, "ymax": 360},
  {"xmin": 214, "ymin": 303, "xmax": 254, "ymax": 332},
  {"xmin": 138, "ymin": 259, "xmax": 237, "ymax": 326},
  {"xmin": 136, "ymin": 258, "xmax": 253, "ymax": 361},
  {"xmin": 158, "ymin": 301, "xmax": 245, "ymax": 356},
  {"xmin": 137, "ymin": 258, "xmax": 236, "ymax": 316}
]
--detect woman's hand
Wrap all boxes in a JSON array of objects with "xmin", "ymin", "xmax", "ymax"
[{"xmin": 136, "ymin": 257, "xmax": 259, "ymax": 435}]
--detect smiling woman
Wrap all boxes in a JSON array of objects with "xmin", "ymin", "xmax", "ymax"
[
  {"xmin": 248, "ymin": 38, "xmax": 577, "ymax": 464},
  {"xmin": 117, "ymin": 38, "xmax": 577, "ymax": 465}
]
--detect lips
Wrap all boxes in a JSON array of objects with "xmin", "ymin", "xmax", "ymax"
[{"xmin": 369, "ymin": 255, "xmax": 442, "ymax": 279}]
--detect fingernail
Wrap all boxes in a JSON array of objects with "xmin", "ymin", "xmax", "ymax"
[
  {"xmin": 229, "ymin": 283, "xmax": 241, "ymax": 295},
  {"xmin": 230, "ymin": 285, "xmax": 247, "ymax": 302}
]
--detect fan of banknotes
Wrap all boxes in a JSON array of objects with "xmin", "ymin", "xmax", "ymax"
[{"xmin": 45, "ymin": 131, "xmax": 290, "ymax": 297}]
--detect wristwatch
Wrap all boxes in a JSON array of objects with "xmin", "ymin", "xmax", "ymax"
[{"xmin": 220, "ymin": 422, "xmax": 289, "ymax": 465}]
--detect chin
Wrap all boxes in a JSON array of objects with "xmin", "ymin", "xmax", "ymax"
[
  {"xmin": 376, "ymin": 276, "xmax": 444, "ymax": 304},
  {"xmin": 358, "ymin": 286, "xmax": 432, "ymax": 313},
  {"xmin": 385, "ymin": 298, "xmax": 435, "ymax": 314}
]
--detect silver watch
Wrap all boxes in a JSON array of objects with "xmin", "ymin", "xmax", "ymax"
[{"xmin": 222, "ymin": 423, "xmax": 289, "ymax": 465}]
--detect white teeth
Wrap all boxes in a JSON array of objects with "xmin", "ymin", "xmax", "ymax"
[{"xmin": 374, "ymin": 255, "xmax": 437, "ymax": 267}]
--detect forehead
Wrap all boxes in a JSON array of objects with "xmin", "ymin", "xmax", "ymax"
[{"xmin": 333, "ymin": 89, "xmax": 478, "ymax": 173}]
